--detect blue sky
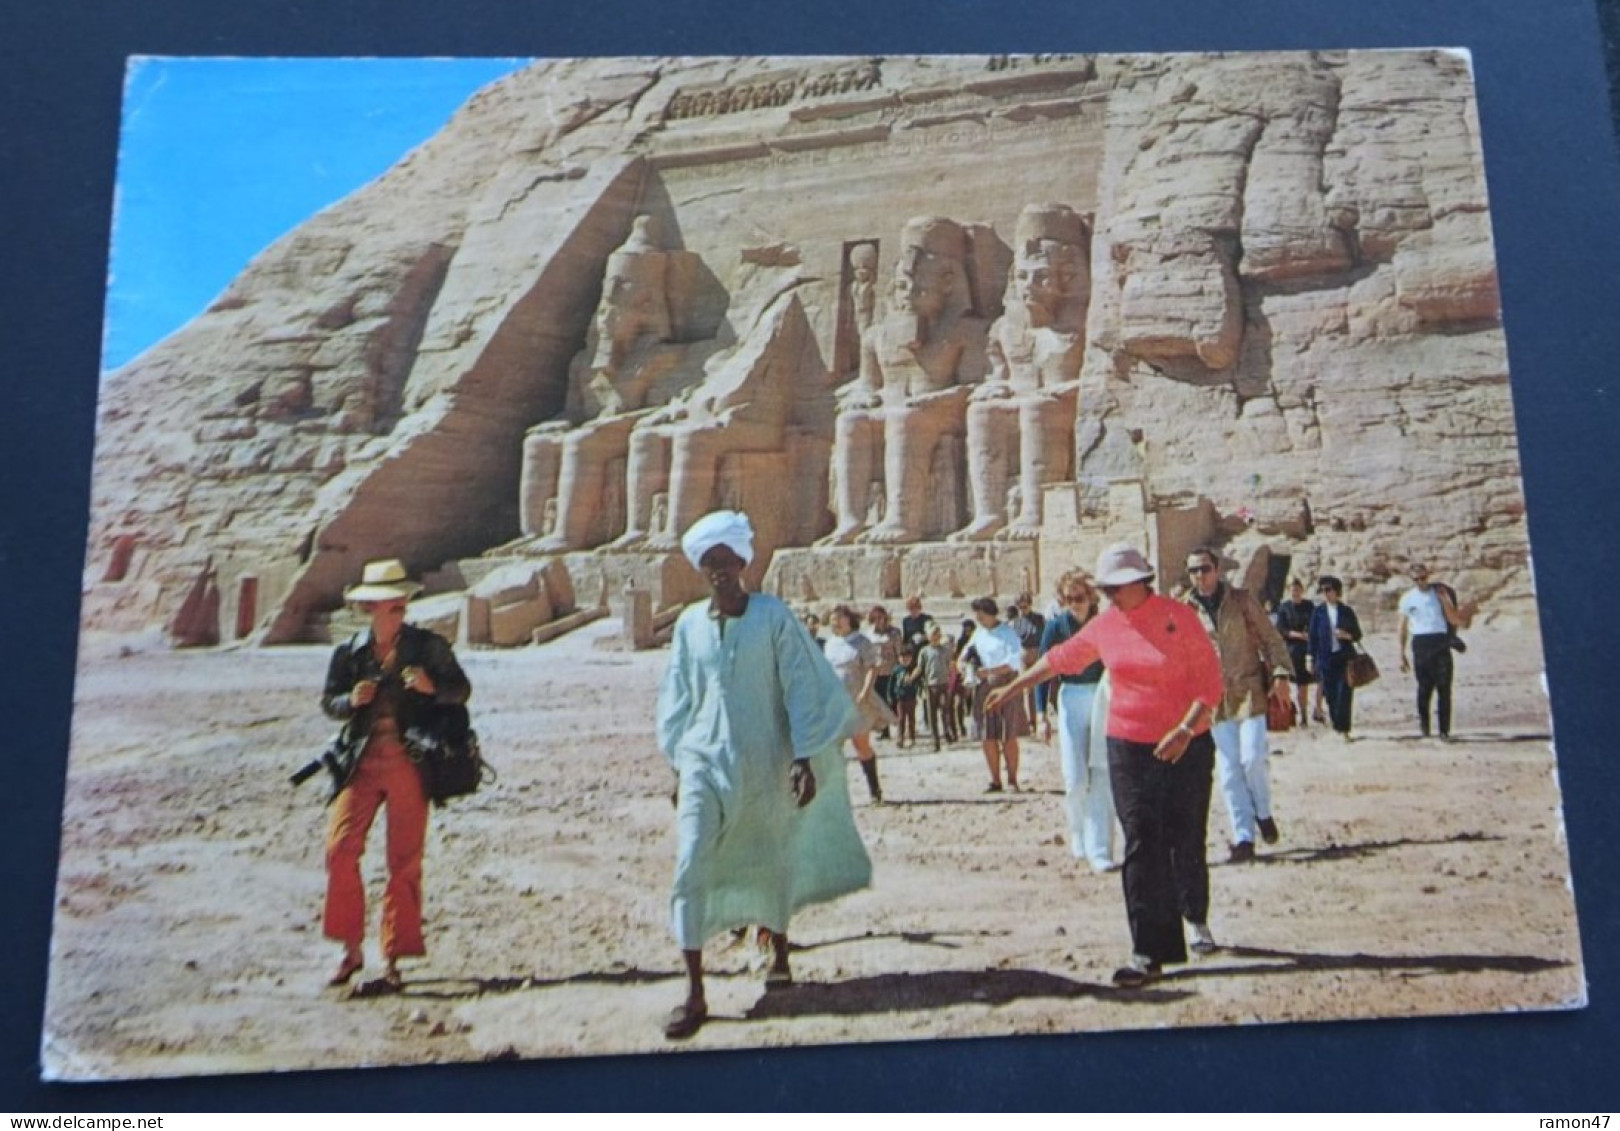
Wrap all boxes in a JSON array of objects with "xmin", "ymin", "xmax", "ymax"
[{"xmin": 103, "ymin": 57, "xmax": 532, "ymax": 371}]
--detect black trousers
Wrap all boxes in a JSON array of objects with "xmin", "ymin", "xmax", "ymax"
[
  {"xmin": 1412, "ymin": 633, "xmax": 1453, "ymax": 736},
  {"xmin": 874, "ymin": 674, "xmax": 893, "ymax": 735},
  {"xmin": 1107, "ymin": 732, "xmax": 1215, "ymax": 966},
  {"xmin": 924, "ymin": 684, "xmax": 954, "ymax": 748},
  {"xmin": 1320, "ymin": 650, "xmax": 1354, "ymax": 734}
]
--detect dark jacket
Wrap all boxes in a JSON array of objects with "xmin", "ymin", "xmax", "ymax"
[
  {"xmin": 1307, "ymin": 602, "xmax": 1363, "ymax": 671},
  {"xmin": 320, "ymin": 624, "xmax": 471, "ymax": 797},
  {"xmin": 1273, "ymin": 599, "xmax": 1315, "ymax": 645},
  {"xmin": 1035, "ymin": 609, "xmax": 1104, "ymax": 715}
]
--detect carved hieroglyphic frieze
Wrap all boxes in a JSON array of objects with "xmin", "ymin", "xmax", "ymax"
[{"xmin": 662, "ymin": 61, "xmax": 883, "ymax": 122}]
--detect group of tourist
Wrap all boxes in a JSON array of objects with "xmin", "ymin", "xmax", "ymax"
[
  {"xmin": 308, "ymin": 510, "xmax": 1477, "ymax": 1040},
  {"xmin": 1270, "ymin": 564, "xmax": 1471, "ymax": 742},
  {"xmin": 798, "ymin": 590, "xmax": 1063, "ymax": 793}
]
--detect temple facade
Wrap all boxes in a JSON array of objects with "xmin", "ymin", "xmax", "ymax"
[{"xmin": 80, "ymin": 52, "xmax": 1523, "ymax": 646}]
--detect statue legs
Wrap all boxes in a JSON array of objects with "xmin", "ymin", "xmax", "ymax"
[
  {"xmin": 532, "ymin": 414, "xmax": 641, "ymax": 552},
  {"xmin": 952, "ymin": 399, "xmax": 1017, "ymax": 542},
  {"xmin": 1004, "ymin": 389, "xmax": 1078, "ymax": 540},
  {"xmin": 862, "ymin": 401, "xmax": 961, "ymax": 544},
  {"xmin": 659, "ymin": 427, "xmax": 726, "ymax": 551},
  {"xmin": 820, "ymin": 409, "xmax": 881, "ymax": 545},
  {"xmin": 613, "ymin": 426, "xmax": 670, "ymax": 548},
  {"xmin": 520, "ymin": 428, "xmax": 567, "ymax": 539}
]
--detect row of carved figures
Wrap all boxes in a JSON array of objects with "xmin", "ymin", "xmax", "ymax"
[{"xmin": 518, "ymin": 200, "xmax": 1095, "ymax": 557}]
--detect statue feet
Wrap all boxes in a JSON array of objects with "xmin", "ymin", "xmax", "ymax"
[
  {"xmin": 857, "ymin": 522, "xmax": 919, "ymax": 545},
  {"xmin": 815, "ymin": 526, "xmax": 866, "ymax": 547},
  {"xmin": 997, "ymin": 522, "xmax": 1042, "ymax": 542},
  {"xmin": 608, "ymin": 529, "xmax": 650, "ymax": 550},
  {"xmin": 948, "ymin": 517, "xmax": 1005, "ymax": 543},
  {"xmin": 530, "ymin": 534, "xmax": 576, "ymax": 554},
  {"xmin": 642, "ymin": 533, "xmax": 681, "ymax": 554}
]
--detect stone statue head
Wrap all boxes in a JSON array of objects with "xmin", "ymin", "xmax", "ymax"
[
  {"xmin": 1009, "ymin": 204, "xmax": 1089, "ymax": 327},
  {"xmin": 849, "ymin": 241, "xmax": 879, "ymax": 283},
  {"xmin": 891, "ymin": 217, "xmax": 970, "ymax": 322},
  {"xmin": 622, "ymin": 213, "xmax": 665, "ymax": 253},
  {"xmin": 594, "ymin": 214, "xmax": 672, "ymax": 354}
]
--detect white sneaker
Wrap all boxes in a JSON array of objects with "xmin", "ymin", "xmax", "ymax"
[{"xmin": 1188, "ymin": 921, "xmax": 1217, "ymax": 955}]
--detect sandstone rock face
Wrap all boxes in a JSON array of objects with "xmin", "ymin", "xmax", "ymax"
[
  {"xmin": 83, "ymin": 51, "xmax": 1525, "ymax": 644},
  {"xmin": 1068, "ymin": 50, "xmax": 1519, "ymax": 624}
]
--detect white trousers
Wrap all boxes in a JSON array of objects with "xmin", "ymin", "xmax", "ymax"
[
  {"xmin": 1211, "ymin": 714, "xmax": 1272, "ymax": 846},
  {"xmin": 1057, "ymin": 680, "xmax": 1116, "ymax": 871}
]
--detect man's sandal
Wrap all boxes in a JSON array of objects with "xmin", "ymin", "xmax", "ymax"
[{"xmin": 663, "ymin": 1002, "xmax": 708, "ymax": 1040}]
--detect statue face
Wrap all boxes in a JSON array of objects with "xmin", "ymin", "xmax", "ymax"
[
  {"xmin": 591, "ymin": 237, "xmax": 672, "ymax": 355},
  {"xmin": 598, "ymin": 266, "xmax": 655, "ymax": 335},
  {"xmin": 850, "ymin": 245, "xmax": 878, "ymax": 284},
  {"xmin": 1013, "ymin": 239, "xmax": 1085, "ymax": 318},
  {"xmin": 892, "ymin": 242, "xmax": 957, "ymax": 319}
]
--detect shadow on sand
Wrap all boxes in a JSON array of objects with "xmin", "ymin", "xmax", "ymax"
[
  {"xmin": 1385, "ymin": 732, "xmax": 1551, "ymax": 745},
  {"xmin": 1168, "ymin": 943, "xmax": 1569, "ymax": 982},
  {"xmin": 356, "ymin": 966, "xmax": 680, "ymax": 1001},
  {"xmin": 743, "ymin": 967, "xmax": 1195, "ymax": 1020},
  {"xmin": 1241, "ymin": 830, "xmax": 1504, "ymax": 866},
  {"xmin": 789, "ymin": 927, "xmax": 1012, "ymax": 953},
  {"xmin": 358, "ymin": 930, "xmax": 1013, "ymax": 1001},
  {"xmin": 881, "ymin": 789, "xmax": 1065, "ymax": 808},
  {"xmin": 352, "ymin": 940, "xmax": 1565, "ymax": 1021}
]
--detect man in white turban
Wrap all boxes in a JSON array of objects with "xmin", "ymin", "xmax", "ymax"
[
  {"xmin": 679, "ymin": 509, "xmax": 756, "ymax": 573},
  {"xmin": 657, "ymin": 510, "xmax": 872, "ymax": 1039}
]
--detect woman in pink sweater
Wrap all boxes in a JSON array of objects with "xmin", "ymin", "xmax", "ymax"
[{"xmin": 987, "ymin": 543, "xmax": 1224, "ymax": 986}]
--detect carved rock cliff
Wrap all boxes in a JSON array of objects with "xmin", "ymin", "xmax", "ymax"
[{"xmin": 82, "ymin": 51, "xmax": 1524, "ymax": 644}]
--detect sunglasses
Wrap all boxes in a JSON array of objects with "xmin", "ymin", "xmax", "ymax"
[{"xmin": 1187, "ymin": 564, "xmax": 1214, "ymax": 576}]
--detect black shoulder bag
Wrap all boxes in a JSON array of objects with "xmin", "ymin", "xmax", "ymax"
[{"xmin": 404, "ymin": 702, "xmax": 494, "ymax": 806}]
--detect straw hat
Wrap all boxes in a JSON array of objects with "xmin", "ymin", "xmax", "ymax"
[{"xmin": 343, "ymin": 559, "xmax": 424, "ymax": 603}]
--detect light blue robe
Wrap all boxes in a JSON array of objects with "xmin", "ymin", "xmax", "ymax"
[{"xmin": 658, "ymin": 593, "xmax": 872, "ymax": 949}]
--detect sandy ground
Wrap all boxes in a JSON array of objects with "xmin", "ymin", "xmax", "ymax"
[{"xmin": 41, "ymin": 617, "xmax": 1584, "ymax": 1079}]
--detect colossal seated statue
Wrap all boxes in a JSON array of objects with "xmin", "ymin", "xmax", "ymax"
[
  {"xmin": 822, "ymin": 216, "xmax": 990, "ymax": 545},
  {"xmin": 520, "ymin": 215, "xmax": 710, "ymax": 552},
  {"xmin": 953, "ymin": 203, "xmax": 1090, "ymax": 542},
  {"xmin": 614, "ymin": 281, "xmax": 823, "ymax": 552}
]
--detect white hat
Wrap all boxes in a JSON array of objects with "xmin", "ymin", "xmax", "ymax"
[
  {"xmin": 1094, "ymin": 543, "xmax": 1154, "ymax": 587},
  {"xmin": 343, "ymin": 559, "xmax": 424, "ymax": 603},
  {"xmin": 680, "ymin": 510, "xmax": 755, "ymax": 571}
]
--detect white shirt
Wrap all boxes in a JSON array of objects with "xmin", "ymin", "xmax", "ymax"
[
  {"xmin": 1326, "ymin": 602, "xmax": 1342, "ymax": 652},
  {"xmin": 1399, "ymin": 587, "xmax": 1449, "ymax": 636},
  {"xmin": 822, "ymin": 631, "xmax": 878, "ymax": 699},
  {"xmin": 968, "ymin": 622, "xmax": 1025, "ymax": 672}
]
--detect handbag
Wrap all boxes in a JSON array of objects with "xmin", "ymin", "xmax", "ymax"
[
  {"xmin": 404, "ymin": 703, "xmax": 494, "ymax": 806},
  {"xmin": 1436, "ymin": 582, "xmax": 1468, "ymax": 652},
  {"xmin": 1266, "ymin": 694, "xmax": 1295, "ymax": 732},
  {"xmin": 1345, "ymin": 646, "xmax": 1381, "ymax": 689}
]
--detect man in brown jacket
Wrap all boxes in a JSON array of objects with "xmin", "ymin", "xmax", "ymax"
[{"xmin": 1185, "ymin": 547, "xmax": 1295, "ymax": 870}]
